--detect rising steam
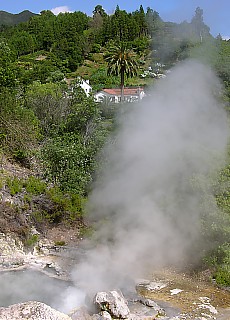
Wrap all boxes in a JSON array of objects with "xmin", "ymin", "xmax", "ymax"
[{"xmin": 71, "ymin": 59, "xmax": 229, "ymax": 299}]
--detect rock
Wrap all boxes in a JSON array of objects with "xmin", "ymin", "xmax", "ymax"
[
  {"xmin": 94, "ymin": 291, "xmax": 130, "ymax": 319},
  {"xmin": 70, "ymin": 306, "xmax": 92, "ymax": 320},
  {"xmin": 128, "ymin": 297, "xmax": 166, "ymax": 319},
  {"xmin": 0, "ymin": 233, "xmax": 25, "ymax": 270},
  {"xmin": 197, "ymin": 296, "xmax": 218, "ymax": 315},
  {"xmin": 100, "ymin": 311, "xmax": 112, "ymax": 320},
  {"xmin": 170, "ymin": 289, "xmax": 183, "ymax": 295},
  {"xmin": 0, "ymin": 301, "xmax": 72, "ymax": 320},
  {"xmin": 136, "ymin": 297, "xmax": 161, "ymax": 308},
  {"xmin": 0, "ymin": 233, "xmax": 25, "ymax": 256},
  {"xmin": 136, "ymin": 279, "xmax": 167, "ymax": 291}
]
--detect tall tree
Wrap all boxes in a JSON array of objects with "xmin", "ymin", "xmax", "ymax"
[
  {"xmin": 146, "ymin": 7, "xmax": 164, "ymax": 39},
  {"xmin": 9, "ymin": 31, "xmax": 35, "ymax": 56},
  {"xmin": 0, "ymin": 88, "xmax": 40, "ymax": 162},
  {"xmin": 133, "ymin": 5, "xmax": 148, "ymax": 37},
  {"xmin": 191, "ymin": 7, "xmax": 210, "ymax": 42},
  {"xmin": 0, "ymin": 39, "xmax": 16, "ymax": 88},
  {"xmin": 93, "ymin": 5, "xmax": 107, "ymax": 18},
  {"xmin": 110, "ymin": 6, "xmax": 131, "ymax": 42},
  {"xmin": 104, "ymin": 42, "xmax": 139, "ymax": 101}
]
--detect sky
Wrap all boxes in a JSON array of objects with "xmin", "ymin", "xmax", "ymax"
[{"xmin": 0, "ymin": 0, "xmax": 229, "ymax": 39}]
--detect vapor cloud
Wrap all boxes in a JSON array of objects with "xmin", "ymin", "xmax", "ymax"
[
  {"xmin": 71, "ymin": 59, "xmax": 229, "ymax": 298},
  {"xmin": 51, "ymin": 6, "xmax": 72, "ymax": 15}
]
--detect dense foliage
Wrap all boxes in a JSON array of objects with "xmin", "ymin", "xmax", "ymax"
[
  {"xmin": 0, "ymin": 10, "xmax": 37, "ymax": 27},
  {"xmin": 0, "ymin": 4, "xmax": 230, "ymax": 284}
]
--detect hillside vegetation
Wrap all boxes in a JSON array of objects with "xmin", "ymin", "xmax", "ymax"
[
  {"xmin": 0, "ymin": 10, "xmax": 37, "ymax": 27},
  {"xmin": 0, "ymin": 5, "xmax": 230, "ymax": 285}
]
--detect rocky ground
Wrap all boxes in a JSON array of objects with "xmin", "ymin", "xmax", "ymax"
[
  {"xmin": 0, "ymin": 157, "xmax": 230, "ymax": 319},
  {"xmin": 137, "ymin": 269, "xmax": 230, "ymax": 319},
  {"xmin": 0, "ymin": 155, "xmax": 85, "ymax": 274},
  {"xmin": 0, "ymin": 230, "xmax": 230, "ymax": 320}
]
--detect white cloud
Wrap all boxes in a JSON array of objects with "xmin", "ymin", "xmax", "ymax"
[
  {"xmin": 51, "ymin": 6, "xmax": 72, "ymax": 15},
  {"xmin": 222, "ymin": 36, "xmax": 230, "ymax": 41}
]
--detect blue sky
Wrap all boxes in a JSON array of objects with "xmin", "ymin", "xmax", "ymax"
[{"xmin": 0, "ymin": 0, "xmax": 229, "ymax": 38}]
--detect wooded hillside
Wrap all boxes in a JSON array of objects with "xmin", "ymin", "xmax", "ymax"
[{"xmin": 0, "ymin": 5, "xmax": 230, "ymax": 286}]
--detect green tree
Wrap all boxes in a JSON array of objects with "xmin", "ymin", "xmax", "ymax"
[
  {"xmin": 146, "ymin": 8, "xmax": 164, "ymax": 39},
  {"xmin": 41, "ymin": 84, "xmax": 106, "ymax": 195},
  {"xmin": 0, "ymin": 39, "xmax": 16, "ymax": 88},
  {"xmin": 110, "ymin": 6, "xmax": 131, "ymax": 42},
  {"xmin": 132, "ymin": 5, "xmax": 148, "ymax": 37},
  {"xmin": 25, "ymin": 81, "xmax": 67, "ymax": 136},
  {"xmin": 9, "ymin": 31, "xmax": 35, "ymax": 56},
  {"xmin": 191, "ymin": 7, "xmax": 210, "ymax": 42},
  {"xmin": 86, "ymin": 5, "xmax": 107, "ymax": 51},
  {"xmin": 104, "ymin": 42, "xmax": 139, "ymax": 101},
  {"xmin": 0, "ymin": 88, "xmax": 40, "ymax": 162}
]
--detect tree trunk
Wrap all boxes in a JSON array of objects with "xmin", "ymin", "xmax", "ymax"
[{"xmin": 121, "ymin": 69, "xmax": 125, "ymax": 102}]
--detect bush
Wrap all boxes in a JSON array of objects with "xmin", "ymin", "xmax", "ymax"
[
  {"xmin": 6, "ymin": 177, "xmax": 23, "ymax": 195},
  {"xmin": 54, "ymin": 240, "xmax": 66, "ymax": 246},
  {"xmin": 205, "ymin": 243, "xmax": 230, "ymax": 286},
  {"xmin": 46, "ymin": 186, "xmax": 85, "ymax": 222},
  {"xmin": 25, "ymin": 234, "xmax": 39, "ymax": 247},
  {"xmin": 0, "ymin": 88, "xmax": 40, "ymax": 161},
  {"xmin": 214, "ymin": 265, "xmax": 230, "ymax": 286},
  {"xmin": 91, "ymin": 44, "xmax": 101, "ymax": 53},
  {"xmin": 31, "ymin": 210, "xmax": 44, "ymax": 223},
  {"xmin": 12, "ymin": 149, "xmax": 28, "ymax": 165},
  {"xmin": 24, "ymin": 176, "xmax": 46, "ymax": 195}
]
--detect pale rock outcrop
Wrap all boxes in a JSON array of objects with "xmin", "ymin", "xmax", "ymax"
[
  {"xmin": 93, "ymin": 291, "xmax": 130, "ymax": 319},
  {"xmin": 0, "ymin": 301, "xmax": 72, "ymax": 320},
  {"xmin": 0, "ymin": 233, "xmax": 25, "ymax": 269}
]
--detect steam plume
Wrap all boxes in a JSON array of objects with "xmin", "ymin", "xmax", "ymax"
[{"xmin": 72, "ymin": 59, "xmax": 229, "ymax": 296}]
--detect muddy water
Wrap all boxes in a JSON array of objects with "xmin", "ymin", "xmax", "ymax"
[{"xmin": 137, "ymin": 268, "xmax": 230, "ymax": 319}]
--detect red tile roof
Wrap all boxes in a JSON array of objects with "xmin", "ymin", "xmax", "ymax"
[{"xmin": 103, "ymin": 87, "xmax": 144, "ymax": 96}]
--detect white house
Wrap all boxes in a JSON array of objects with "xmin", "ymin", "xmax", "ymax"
[
  {"xmin": 65, "ymin": 78, "xmax": 92, "ymax": 96},
  {"xmin": 94, "ymin": 87, "xmax": 146, "ymax": 104},
  {"xmin": 79, "ymin": 78, "xmax": 92, "ymax": 96}
]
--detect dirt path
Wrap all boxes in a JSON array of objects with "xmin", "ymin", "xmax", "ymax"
[{"xmin": 137, "ymin": 268, "xmax": 230, "ymax": 319}]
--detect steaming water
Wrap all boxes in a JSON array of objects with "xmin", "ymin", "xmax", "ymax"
[
  {"xmin": 0, "ymin": 270, "xmax": 84, "ymax": 313},
  {"xmin": 71, "ymin": 59, "xmax": 229, "ymax": 297}
]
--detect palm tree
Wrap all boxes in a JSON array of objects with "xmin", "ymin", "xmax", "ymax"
[{"xmin": 104, "ymin": 42, "xmax": 139, "ymax": 102}]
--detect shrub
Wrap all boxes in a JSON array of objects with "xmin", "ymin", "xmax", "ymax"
[
  {"xmin": 54, "ymin": 240, "xmax": 66, "ymax": 246},
  {"xmin": 0, "ymin": 177, "xmax": 4, "ymax": 189},
  {"xmin": 25, "ymin": 234, "xmax": 39, "ymax": 247},
  {"xmin": 23, "ymin": 194, "xmax": 32, "ymax": 202},
  {"xmin": 46, "ymin": 186, "xmax": 85, "ymax": 222},
  {"xmin": 205, "ymin": 243, "xmax": 230, "ymax": 286},
  {"xmin": 12, "ymin": 149, "xmax": 28, "ymax": 166},
  {"xmin": 0, "ymin": 88, "xmax": 40, "ymax": 161},
  {"xmin": 6, "ymin": 176, "xmax": 23, "ymax": 195},
  {"xmin": 31, "ymin": 210, "xmax": 44, "ymax": 223},
  {"xmin": 214, "ymin": 265, "xmax": 230, "ymax": 286},
  {"xmin": 24, "ymin": 176, "xmax": 46, "ymax": 195}
]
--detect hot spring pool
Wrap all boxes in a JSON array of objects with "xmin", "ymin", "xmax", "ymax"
[{"xmin": 0, "ymin": 269, "xmax": 85, "ymax": 313}]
